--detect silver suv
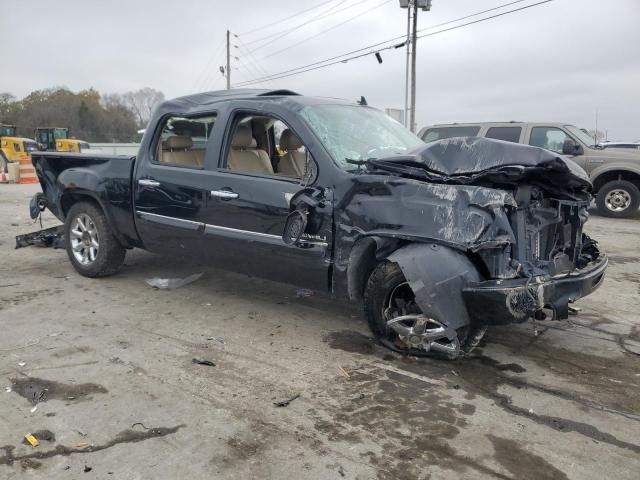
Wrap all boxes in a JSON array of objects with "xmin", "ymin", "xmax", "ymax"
[{"xmin": 418, "ymin": 122, "xmax": 640, "ymax": 218}]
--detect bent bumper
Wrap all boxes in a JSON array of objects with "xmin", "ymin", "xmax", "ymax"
[{"xmin": 462, "ymin": 255, "xmax": 608, "ymax": 324}]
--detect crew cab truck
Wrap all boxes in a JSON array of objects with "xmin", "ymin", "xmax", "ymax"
[
  {"xmin": 419, "ymin": 122, "xmax": 640, "ymax": 218},
  {"xmin": 27, "ymin": 90, "xmax": 607, "ymax": 359}
]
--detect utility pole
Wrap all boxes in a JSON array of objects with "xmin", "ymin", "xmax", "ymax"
[
  {"xmin": 409, "ymin": 6, "xmax": 418, "ymax": 132},
  {"xmin": 400, "ymin": 1, "xmax": 432, "ymax": 132},
  {"xmin": 226, "ymin": 29, "xmax": 231, "ymax": 90},
  {"xmin": 404, "ymin": 6, "xmax": 411, "ymax": 127}
]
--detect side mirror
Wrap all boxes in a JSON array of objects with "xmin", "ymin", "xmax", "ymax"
[{"xmin": 562, "ymin": 139, "xmax": 583, "ymax": 156}]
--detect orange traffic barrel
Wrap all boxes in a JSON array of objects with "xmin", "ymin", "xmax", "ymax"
[{"xmin": 19, "ymin": 156, "xmax": 38, "ymax": 184}]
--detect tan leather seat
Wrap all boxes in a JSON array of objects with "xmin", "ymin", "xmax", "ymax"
[
  {"xmin": 228, "ymin": 125, "xmax": 273, "ymax": 174},
  {"xmin": 277, "ymin": 129, "xmax": 306, "ymax": 177},
  {"xmin": 160, "ymin": 136, "xmax": 204, "ymax": 167}
]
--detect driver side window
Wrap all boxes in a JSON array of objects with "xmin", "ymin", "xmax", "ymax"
[{"xmin": 529, "ymin": 127, "xmax": 570, "ymax": 153}]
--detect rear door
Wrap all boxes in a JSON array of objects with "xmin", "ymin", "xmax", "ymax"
[
  {"xmin": 199, "ymin": 108, "xmax": 333, "ymax": 291},
  {"xmin": 134, "ymin": 113, "xmax": 217, "ymax": 258}
]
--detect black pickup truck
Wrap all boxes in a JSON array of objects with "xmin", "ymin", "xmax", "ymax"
[{"xmin": 26, "ymin": 89, "xmax": 607, "ymax": 359}]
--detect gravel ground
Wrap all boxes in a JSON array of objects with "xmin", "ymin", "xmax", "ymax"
[{"xmin": 1, "ymin": 183, "xmax": 639, "ymax": 480}]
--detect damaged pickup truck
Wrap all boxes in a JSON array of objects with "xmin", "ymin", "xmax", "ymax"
[{"xmin": 24, "ymin": 89, "xmax": 607, "ymax": 359}]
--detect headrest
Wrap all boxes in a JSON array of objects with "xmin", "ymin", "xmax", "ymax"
[
  {"xmin": 280, "ymin": 129, "xmax": 302, "ymax": 150},
  {"xmin": 249, "ymin": 138, "xmax": 257, "ymax": 148},
  {"xmin": 232, "ymin": 125, "xmax": 252, "ymax": 148},
  {"xmin": 165, "ymin": 135, "xmax": 192, "ymax": 149}
]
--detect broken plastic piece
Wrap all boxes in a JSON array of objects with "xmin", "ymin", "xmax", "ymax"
[
  {"xmin": 145, "ymin": 273, "xmax": 203, "ymax": 290},
  {"xmin": 192, "ymin": 358, "xmax": 216, "ymax": 367},
  {"xmin": 24, "ymin": 433, "xmax": 39, "ymax": 447},
  {"xmin": 274, "ymin": 393, "xmax": 300, "ymax": 407}
]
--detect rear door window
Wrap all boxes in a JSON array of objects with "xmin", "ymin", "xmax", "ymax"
[
  {"xmin": 485, "ymin": 126, "xmax": 522, "ymax": 143},
  {"xmin": 422, "ymin": 126, "xmax": 480, "ymax": 142}
]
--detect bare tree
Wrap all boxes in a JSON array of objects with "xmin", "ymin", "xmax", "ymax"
[{"xmin": 122, "ymin": 88, "xmax": 165, "ymax": 128}]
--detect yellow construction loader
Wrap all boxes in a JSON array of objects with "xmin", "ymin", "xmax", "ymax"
[
  {"xmin": 35, "ymin": 127, "xmax": 89, "ymax": 152},
  {"xmin": 0, "ymin": 123, "xmax": 39, "ymax": 173}
]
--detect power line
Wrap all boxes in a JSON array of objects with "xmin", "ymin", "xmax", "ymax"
[
  {"xmin": 246, "ymin": 0, "xmax": 374, "ymax": 53},
  {"xmin": 233, "ymin": 0, "xmax": 553, "ymax": 87},
  {"xmin": 234, "ymin": 1, "xmax": 530, "ymax": 87},
  {"xmin": 241, "ymin": 0, "xmax": 349, "ymax": 46},
  {"xmin": 238, "ymin": 0, "xmax": 340, "ymax": 36},
  {"xmin": 257, "ymin": 0, "xmax": 392, "ymax": 62}
]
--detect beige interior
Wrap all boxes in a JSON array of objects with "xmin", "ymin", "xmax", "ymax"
[
  {"xmin": 227, "ymin": 125, "xmax": 273, "ymax": 174},
  {"xmin": 277, "ymin": 129, "xmax": 306, "ymax": 177},
  {"xmin": 159, "ymin": 135, "xmax": 204, "ymax": 167}
]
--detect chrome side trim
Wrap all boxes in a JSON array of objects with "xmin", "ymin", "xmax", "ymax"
[
  {"xmin": 136, "ymin": 211, "xmax": 203, "ymax": 231},
  {"xmin": 136, "ymin": 211, "xmax": 328, "ymax": 247}
]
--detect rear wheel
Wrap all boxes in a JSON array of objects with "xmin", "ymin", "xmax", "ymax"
[
  {"xmin": 64, "ymin": 201, "xmax": 125, "ymax": 277},
  {"xmin": 596, "ymin": 180, "xmax": 640, "ymax": 218},
  {"xmin": 363, "ymin": 261, "xmax": 484, "ymax": 360}
]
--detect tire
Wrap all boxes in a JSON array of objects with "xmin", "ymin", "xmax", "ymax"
[
  {"xmin": 0, "ymin": 152, "xmax": 8, "ymax": 174},
  {"xmin": 64, "ymin": 201, "xmax": 125, "ymax": 277},
  {"xmin": 364, "ymin": 261, "xmax": 471, "ymax": 360},
  {"xmin": 596, "ymin": 180, "xmax": 640, "ymax": 218}
]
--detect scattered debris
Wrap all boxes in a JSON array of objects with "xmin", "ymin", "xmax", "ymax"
[
  {"xmin": 274, "ymin": 393, "xmax": 300, "ymax": 407},
  {"xmin": 75, "ymin": 443, "xmax": 93, "ymax": 450},
  {"xmin": 131, "ymin": 422, "xmax": 151, "ymax": 430},
  {"xmin": 24, "ymin": 434, "xmax": 39, "ymax": 447},
  {"xmin": 338, "ymin": 366, "xmax": 350, "ymax": 379},
  {"xmin": 295, "ymin": 288, "xmax": 314, "ymax": 298},
  {"xmin": 207, "ymin": 336, "xmax": 226, "ymax": 345},
  {"xmin": 30, "ymin": 405, "xmax": 38, "ymax": 413},
  {"xmin": 528, "ymin": 408, "xmax": 534, "ymax": 414},
  {"xmin": 84, "ymin": 465, "xmax": 93, "ymax": 473},
  {"xmin": 145, "ymin": 273, "xmax": 203, "ymax": 290},
  {"xmin": 451, "ymin": 370, "xmax": 459, "ymax": 377},
  {"xmin": 5, "ymin": 386, "xmax": 11, "ymax": 393},
  {"xmin": 358, "ymin": 393, "xmax": 365, "ymax": 400},
  {"xmin": 18, "ymin": 362, "xmax": 26, "ymax": 367},
  {"xmin": 192, "ymin": 358, "xmax": 216, "ymax": 367}
]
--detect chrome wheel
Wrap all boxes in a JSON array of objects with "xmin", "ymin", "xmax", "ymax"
[
  {"xmin": 383, "ymin": 282, "xmax": 459, "ymax": 355},
  {"xmin": 604, "ymin": 189, "xmax": 631, "ymax": 212},
  {"xmin": 69, "ymin": 213, "xmax": 99, "ymax": 265}
]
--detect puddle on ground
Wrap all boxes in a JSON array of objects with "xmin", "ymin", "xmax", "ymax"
[
  {"xmin": 324, "ymin": 330, "xmax": 377, "ymax": 355},
  {"xmin": 10, "ymin": 377, "xmax": 108, "ymax": 404}
]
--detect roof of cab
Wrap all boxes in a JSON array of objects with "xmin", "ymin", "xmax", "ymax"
[{"xmin": 164, "ymin": 88, "xmax": 356, "ymax": 111}]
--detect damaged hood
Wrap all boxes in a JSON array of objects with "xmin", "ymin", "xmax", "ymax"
[{"xmin": 367, "ymin": 137, "xmax": 591, "ymax": 198}]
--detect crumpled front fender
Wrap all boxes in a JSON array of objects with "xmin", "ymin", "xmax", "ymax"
[{"xmin": 388, "ymin": 243, "xmax": 483, "ymax": 338}]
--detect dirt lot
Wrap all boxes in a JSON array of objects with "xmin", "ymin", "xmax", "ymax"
[{"xmin": 1, "ymin": 183, "xmax": 639, "ymax": 479}]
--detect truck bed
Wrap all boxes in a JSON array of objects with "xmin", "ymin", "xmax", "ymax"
[{"xmin": 31, "ymin": 152, "xmax": 140, "ymax": 248}]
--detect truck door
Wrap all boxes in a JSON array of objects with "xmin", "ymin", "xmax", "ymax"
[
  {"xmin": 133, "ymin": 113, "xmax": 218, "ymax": 259},
  {"xmin": 199, "ymin": 111, "xmax": 333, "ymax": 292}
]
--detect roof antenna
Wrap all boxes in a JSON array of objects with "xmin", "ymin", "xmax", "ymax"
[{"xmin": 358, "ymin": 96, "xmax": 368, "ymax": 106}]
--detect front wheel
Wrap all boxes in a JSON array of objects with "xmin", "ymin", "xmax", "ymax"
[
  {"xmin": 363, "ymin": 261, "xmax": 484, "ymax": 360},
  {"xmin": 64, "ymin": 201, "xmax": 126, "ymax": 277},
  {"xmin": 596, "ymin": 180, "xmax": 640, "ymax": 218}
]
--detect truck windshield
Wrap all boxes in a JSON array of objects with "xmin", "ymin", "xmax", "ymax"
[
  {"xmin": 300, "ymin": 105, "xmax": 423, "ymax": 170},
  {"xmin": 0, "ymin": 125, "xmax": 16, "ymax": 137},
  {"xmin": 565, "ymin": 125, "xmax": 597, "ymax": 148},
  {"xmin": 53, "ymin": 129, "xmax": 68, "ymax": 139}
]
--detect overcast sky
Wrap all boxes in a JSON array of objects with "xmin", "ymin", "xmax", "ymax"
[{"xmin": 2, "ymin": 0, "xmax": 639, "ymax": 140}]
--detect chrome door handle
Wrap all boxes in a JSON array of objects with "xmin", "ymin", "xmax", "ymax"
[
  {"xmin": 139, "ymin": 179, "xmax": 161, "ymax": 187},
  {"xmin": 210, "ymin": 190, "xmax": 239, "ymax": 199}
]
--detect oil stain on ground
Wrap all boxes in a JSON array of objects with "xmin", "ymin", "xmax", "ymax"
[
  {"xmin": 0, "ymin": 425, "xmax": 185, "ymax": 467},
  {"xmin": 10, "ymin": 377, "xmax": 108, "ymax": 404}
]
